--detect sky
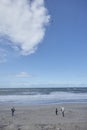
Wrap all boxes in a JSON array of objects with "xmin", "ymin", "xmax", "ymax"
[{"xmin": 0, "ymin": 0, "xmax": 87, "ymax": 88}]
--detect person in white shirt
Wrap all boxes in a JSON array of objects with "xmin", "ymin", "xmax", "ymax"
[{"xmin": 61, "ymin": 107, "xmax": 65, "ymax": 117}]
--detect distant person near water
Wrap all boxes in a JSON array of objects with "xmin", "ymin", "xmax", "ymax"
[
  {"xmin": 11, "ymin": 107, "xmax": 15, "ymax": 116},
  {"xmin": 55, "ymin": 108, "xmax": 58, "ymax": 115},
  {"xmin": 61, "ymin": 107, "xmax": 65, "ymax": 117}
]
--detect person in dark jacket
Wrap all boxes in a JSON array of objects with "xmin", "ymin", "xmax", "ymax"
[
  {"xmin": 55, "ymin": 108, "xmax": 58, "ymax": 115},
  {"xmin": 11, "ymin": 107, "xmax": 15, "ymax": 116}
]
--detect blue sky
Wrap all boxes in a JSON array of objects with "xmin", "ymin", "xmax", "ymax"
[{"xmin": 0, "ymin": 0, "xmax": 87, "ymax": 88}]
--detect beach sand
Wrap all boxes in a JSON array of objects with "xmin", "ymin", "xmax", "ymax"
[{"xmin": 0, "ymin": 103, "xmax": 87, "ymax": 130}]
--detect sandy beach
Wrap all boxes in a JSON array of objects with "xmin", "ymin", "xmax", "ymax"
[{"xmin": 0, "ymin": 103, "xmax": 87, "ymax": 130}]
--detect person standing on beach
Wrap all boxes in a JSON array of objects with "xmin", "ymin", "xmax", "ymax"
[
  {"xmin": 11, "ymin": 107, "xmax": 15, "ymax": 117},
  {"xmin": 55, "ymin": 108, "xmax": 58, "ymax": 115},
  {"xmin": 61, "ymin": 107, "xmax": 65, "ymax": 117}
]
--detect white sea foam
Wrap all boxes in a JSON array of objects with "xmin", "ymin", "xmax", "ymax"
[{"xmin": 0, "ymin": 92, "xmax": 87, "ymax": 105}]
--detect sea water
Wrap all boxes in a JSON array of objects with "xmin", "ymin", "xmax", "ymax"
[{"xmin": 0, "ymin": 87, "xmax": 87, "ymax": 105}]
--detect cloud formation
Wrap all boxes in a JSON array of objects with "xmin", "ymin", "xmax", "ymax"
[
  {"xmin": 16, "ymin": 72, "xmax": 32, "ymax": 78},
  {"xmin": 0, "ymin": 0, "xmax": 50, "ymax": 55},
  {"xmin": 0, "ymin": 48, "xmax": 7, "ymax": 63}
]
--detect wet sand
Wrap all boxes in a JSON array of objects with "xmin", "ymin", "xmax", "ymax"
[{"xmin": 0, "ymin": 103, "xmax": 87, "ymax": 130}]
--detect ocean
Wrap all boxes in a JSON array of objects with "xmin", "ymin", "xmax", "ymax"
[{"xmin": 0, "ymin": 87, "xmax": 87, "ymax": 105}]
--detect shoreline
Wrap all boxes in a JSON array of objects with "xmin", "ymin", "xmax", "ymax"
[
  {"xmin": 0, "ymin": 103, "xmax": 87, "ymax": 130},
  {"xmin": 0, "ymin": 101, "xmax": 87, "ymax": 107}
]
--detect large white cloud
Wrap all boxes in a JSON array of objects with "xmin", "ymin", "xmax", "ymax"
[{"xmin": 0, "ymin": 0, "xmax": 50, "ymax": 55}]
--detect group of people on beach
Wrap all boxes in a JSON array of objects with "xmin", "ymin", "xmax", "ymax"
[
  {"xmin": 55, "ymin": 107, "xmax": 65, "ymax": 117},
  {"xmin": 11, "ymin": 106, "xmax": 65, "ymax": 118}
]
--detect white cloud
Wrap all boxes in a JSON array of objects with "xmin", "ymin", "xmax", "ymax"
[
  {"xmin": 0, "ymin": 0, "xmax": 50, "ymax": 55},
  {"xmin": 0, "ymin": 48, "xmax": 7, "ymax": 63},
  {"xmin": 16, "ymin": 72, "xmax": 32, "ymax": 78}
]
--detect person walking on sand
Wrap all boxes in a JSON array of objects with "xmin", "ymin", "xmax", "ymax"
[
  {"xmin": 55, "ymin": 108, "xmax": 58, "ymax": 115},
  {"xmin": 11, "ymin": 107, "xmax": 15, "ymax": 117},
  {"xmin": 61, "ymin": 107, "xmax": 65, "ymax": 117}
]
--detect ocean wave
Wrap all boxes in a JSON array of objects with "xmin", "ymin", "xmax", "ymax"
[{"xmin": 0, "ymin": 91, "xmax": 87, "ymax": 105}]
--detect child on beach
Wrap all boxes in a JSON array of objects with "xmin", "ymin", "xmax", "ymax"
[{"xmin": 55, "ymin": 108, "xmax": 58, "ymax": 115}]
